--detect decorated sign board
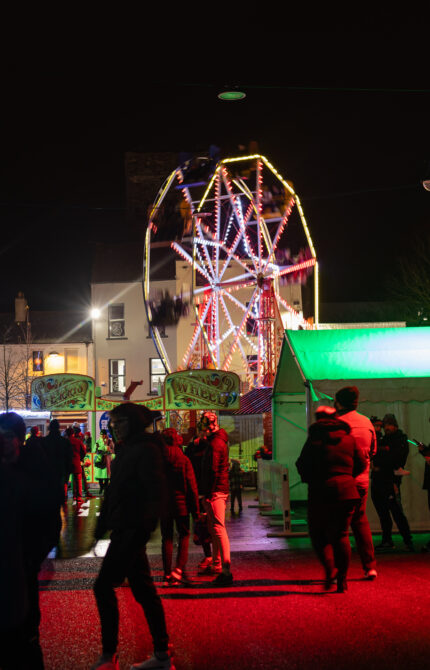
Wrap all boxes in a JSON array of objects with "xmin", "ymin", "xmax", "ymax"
[
  {"xmin": 31, "ymin": 374, "xmax": 95, "ymax": 411},
  {"xmin": 165, "ymin": 370, "xmax": 240, "ymax": 410},
  {"xmin": 31, "ymin": 371, "xmax": 239, "ymax": 413},
  {"xmin": 95, "ymin": 396, "xmax": 164, "ymax": 411}
]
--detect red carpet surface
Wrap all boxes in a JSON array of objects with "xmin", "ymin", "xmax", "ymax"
[{"xmin": 39, "ymin": 547, "xmax": 430, "ymax": 670}]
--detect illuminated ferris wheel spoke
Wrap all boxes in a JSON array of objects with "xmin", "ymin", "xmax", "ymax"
[
  {"xmin": 223, "ymin": 289, "xmax": 249, "ymax": 315},
  {"xmin": 221, "ymin": 170, "xmax": 259, "ymax": 274},
  {"xmin": 263, "ymin": 199, "xmax": 295, "ymax": 273},
  {"xmin": 195, "ymin": 220, "xmax": 216, "ymax": 279},
  {"xmin": 182, "ymin": 319, "xmax": 203, "ymax": 368},
  {"xmin": 222, "ymin": 288, "xmax": 259, "ymax": 371},
  {"xmin": 220, "ymin": 295, "xmax": 254, "ymax": 386},
  {"xmin": 171, "ymin": 242, "xmax": 213, "ymax": 285}
]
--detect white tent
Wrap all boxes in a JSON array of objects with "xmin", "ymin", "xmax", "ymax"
[{"xmin": 273, "ymin": 327, "xmax": 430, "ymax": 530}]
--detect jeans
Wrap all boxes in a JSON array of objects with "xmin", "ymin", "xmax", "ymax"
[
  {"xmin": 72, "ymin": 472, "xmax": 82, "ymax": 501},
  {"xmin": 308, "ymin": 499, "xmax": 358, "ymax": 579},
  {"xmin": 160, "ymin": 514, "xmax": 190, "ymax": 575},
  {"xmin": 371, "ymin": 481, "xmax": 412, "ymax": 544},
  {"xmin": 93, "ymin": 529, "xmax": 168, "ymax": 655},
  {"xmin": 204, "ymin": 492, "xmax": 230, "ymax": 571},
  {"xmin": 350, "ymin": 485, "xmax": 376, "ymax": 571}
]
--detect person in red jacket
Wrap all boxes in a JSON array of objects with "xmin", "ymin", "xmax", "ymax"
[
  {"xmin": 65, "ymin": 427, "xmax": 86, "ymax": 504},
  {"xmin": 296, "ymin": 406, "xmax": 367, "ymax": 593},
  {"xmin": 200, "ymin": 412, "xmax": 233, "ymax": 586},
  {"xmin": 160, "ymin": 428, "xmax": 199, "ymax": 585}
]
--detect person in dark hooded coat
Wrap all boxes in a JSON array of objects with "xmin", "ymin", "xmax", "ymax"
[
  {"xmin": 296, "ymin": 406, "xmax": 366, "ymax": 593},
  {"xmin": 92, "ymin": 403, "xmax": 171, "ymax": 670},
  {"xmin": 160, "ymin": 427, "xmax": 199, "ymax": 584}
]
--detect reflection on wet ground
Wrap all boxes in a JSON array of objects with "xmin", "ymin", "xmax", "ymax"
[{"xmin": 49, "ymin": 488, "xmax": 292, "ymax": 561}]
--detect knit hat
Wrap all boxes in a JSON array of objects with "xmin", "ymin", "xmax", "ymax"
[
  {"xmin": 335, "ymin": 386, "xmax": 359, "ymax": 410},
  {"xmin": 315, "ymin": 405, "xmax": 337, "ymax": 419},
  {"xmin": 0, "ymin": 412, "xmax": 26, "ymax": 443},
  {"xmin": 382, "ymin": 413, "xmax": 398, "ymax": 428}
]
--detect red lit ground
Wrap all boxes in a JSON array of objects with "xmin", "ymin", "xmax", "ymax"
[{"xmin": 38, "ymin": 493, "xmax": 430, "ymax": 670}]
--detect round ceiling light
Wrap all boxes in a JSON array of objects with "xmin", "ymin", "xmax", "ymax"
[{"xmin": 218, "ymin": 89, "xmax": 246, "ymax": 101}]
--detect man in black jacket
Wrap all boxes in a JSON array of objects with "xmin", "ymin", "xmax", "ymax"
[
  {"xmin": 41, "ymin": 419, "xmax": 72, "ymax": 505},
  {"xmin": 91, "ymin": 403, "xmax": 171, "ymax": 670},
  {"xmin": 371, "ymin": 414, "xmax": 414, "ymax": 551},
  {"xmin": 200, "ymin": 411, "xmax": 233, "ymax": 586}
]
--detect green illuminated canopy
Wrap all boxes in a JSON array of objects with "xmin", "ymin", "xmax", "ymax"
[{"xmin": 275, "ymin": 328, "xmax": 430, "ymax": 402}]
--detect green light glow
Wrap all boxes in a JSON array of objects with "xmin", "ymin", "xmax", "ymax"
[
  {"xmin": 218, "ymin": 90, "xmax": 246, "ymax": 100},
  {"xmin": 286, "ymin": 328, "xmax": 430, "ymax": 380}
]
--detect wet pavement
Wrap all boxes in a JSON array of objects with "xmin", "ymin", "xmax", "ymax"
[
  {"xmin": 51, "ymin": 487, "xmax": 292, "ymax": 560},
  {"xmin": 38, "ymin": 487, "xmax": 430, "ymax": 670}
]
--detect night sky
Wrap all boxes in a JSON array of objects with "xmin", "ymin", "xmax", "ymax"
[{"xmin": 1, "ymin": 27, "xmax": 429, "ymax": 314}]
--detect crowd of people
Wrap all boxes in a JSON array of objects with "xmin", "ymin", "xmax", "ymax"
[
  {"xmin": 296, "ymin": 385, "xmax": 429, "ymax": 594},
  {"xmin": 0, "ymin": 406, "xmax": 238, "ymax": 670},
  {"xmin": 1, "ymin": 390, "xmax": 430, "ymax": 669}
]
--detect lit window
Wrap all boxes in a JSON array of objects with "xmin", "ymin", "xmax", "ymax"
[
  {"xmin": 65, "ymin": 349, "xmax": 79, "ymax": 372},
  {"xmin": 108, "ymin": 304, "xmax": 125, "ymax": 338},
  {"xmin": 109, "ymin": 359, "xmax": 126, "ymax": 393},
  {"xmin": 150, "ymin": 358, "xmax": 166, "ymax": 395}
]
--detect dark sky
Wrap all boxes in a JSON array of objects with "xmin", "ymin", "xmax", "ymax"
[{"xmin": 1, "ymin": 27, "xmax": 429, "ymax": 313}]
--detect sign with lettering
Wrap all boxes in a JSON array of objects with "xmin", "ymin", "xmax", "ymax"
[
  {"xmin": 165, "ymin": 370, "xmax": 240, "ymax": 410},
  {"xmin": 95, "ymin": 396, "xmax": 164, "ymax": 411},
  {"xmin": 31, "ymin": 374, "xmax": 95, "ymax": 411}
]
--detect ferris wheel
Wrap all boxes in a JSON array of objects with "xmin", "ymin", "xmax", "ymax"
[{"xmin": 144, "ymin": 154, "xmax": 318, "ymax": 388}]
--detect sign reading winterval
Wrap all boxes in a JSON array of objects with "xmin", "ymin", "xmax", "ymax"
[
  {"xmin": 31, "ymin": 374, "xmax": 95, "ymax": 411},
  {"xmin": 165, "ymin": 370, "xmax": 240, "ymax": 410}
]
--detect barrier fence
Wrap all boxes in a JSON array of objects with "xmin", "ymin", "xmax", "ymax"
[{"xmin": 257, "ymin": 460, "xmax": 307, "ymax": 536}]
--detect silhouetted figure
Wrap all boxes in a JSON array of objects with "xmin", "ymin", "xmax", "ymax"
[
  {"xmin": 229, "ymin": 459, "xmax": 244, "ymax": 514},
  {"xmin": 0, "ymin": 411, "xmax": 61, "ymax": 669},
  {"xmin": 372, "ymin": 414, "xmax": 414, "ymax": 551},
  {"xmin": 65, "ymin": 427, "xmax": 86, "ymax": 504},
  {"xmin": 160, "ymin": 427, "xmax": 199, "ymax": 585},
  {"xmin": 185, "ymin": 428, "xmax": 213, "ymax": 572},
  {"xmin": 297, "ymin": 406, "xmax": 366, "ymax": 593},
  {"xmin": 92, "ymin": 403, "xmax": 171, "ymax": 670},
  {"xmin": 41, "ymin": 419, "xmax": 73, "ymax": 505}
]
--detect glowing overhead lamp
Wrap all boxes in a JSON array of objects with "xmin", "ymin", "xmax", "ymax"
[
  {"xmin": 91, "ymin": 307, "xmax": 101, "ymax": 319},
  {"xmin": 218, "ymin": 86, "xmax": 246, "ymax": 101}
]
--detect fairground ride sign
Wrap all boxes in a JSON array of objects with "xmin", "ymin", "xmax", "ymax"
[
  {"xmin": 95, "ymin": 396, "xmax": 164, "ymax": 411},
  {"xmin": 31, "ymin": 374, "xmax": 96, "ymax": 412},
  {"xmin": 165, "ymin": 370, "xmax": 240, "ymax": 410}
]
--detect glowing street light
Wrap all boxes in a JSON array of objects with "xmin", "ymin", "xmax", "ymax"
[{"xmin": 91, "ymin": 307, "xmax": 101, "ymax": 319}]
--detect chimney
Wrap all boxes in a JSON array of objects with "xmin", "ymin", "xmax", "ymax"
[{"xmin": 15, "ymin": 292, "xmax": 28, "ymax": 323}]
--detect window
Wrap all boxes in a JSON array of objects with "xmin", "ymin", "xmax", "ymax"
[
  {"xmin": 109, "ymin": 359, "xmax": 126, "ymax": 393},
  {"xmin": 108, "ymin": 304, "xmax": 125, "ymax": 338},
  {"xmin": 32, "ymin": 351, "xmax": 44, "ymax": 372},
  {"xmin": 149, "ymin": 358, "xmax": 166, "ymax": 395},
  {"xmin": 65, "ymin": 349, "xmax": 79, "ymax": 372}
]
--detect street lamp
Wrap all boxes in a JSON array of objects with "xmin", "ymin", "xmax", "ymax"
[{"xmin": 90, "ymin": 308, "xmax": 100, "ymax": 384}]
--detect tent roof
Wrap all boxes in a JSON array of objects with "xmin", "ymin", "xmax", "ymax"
[{"xmin": 274, "ymin": 327, "xmax": 430, "ymax": 402}]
